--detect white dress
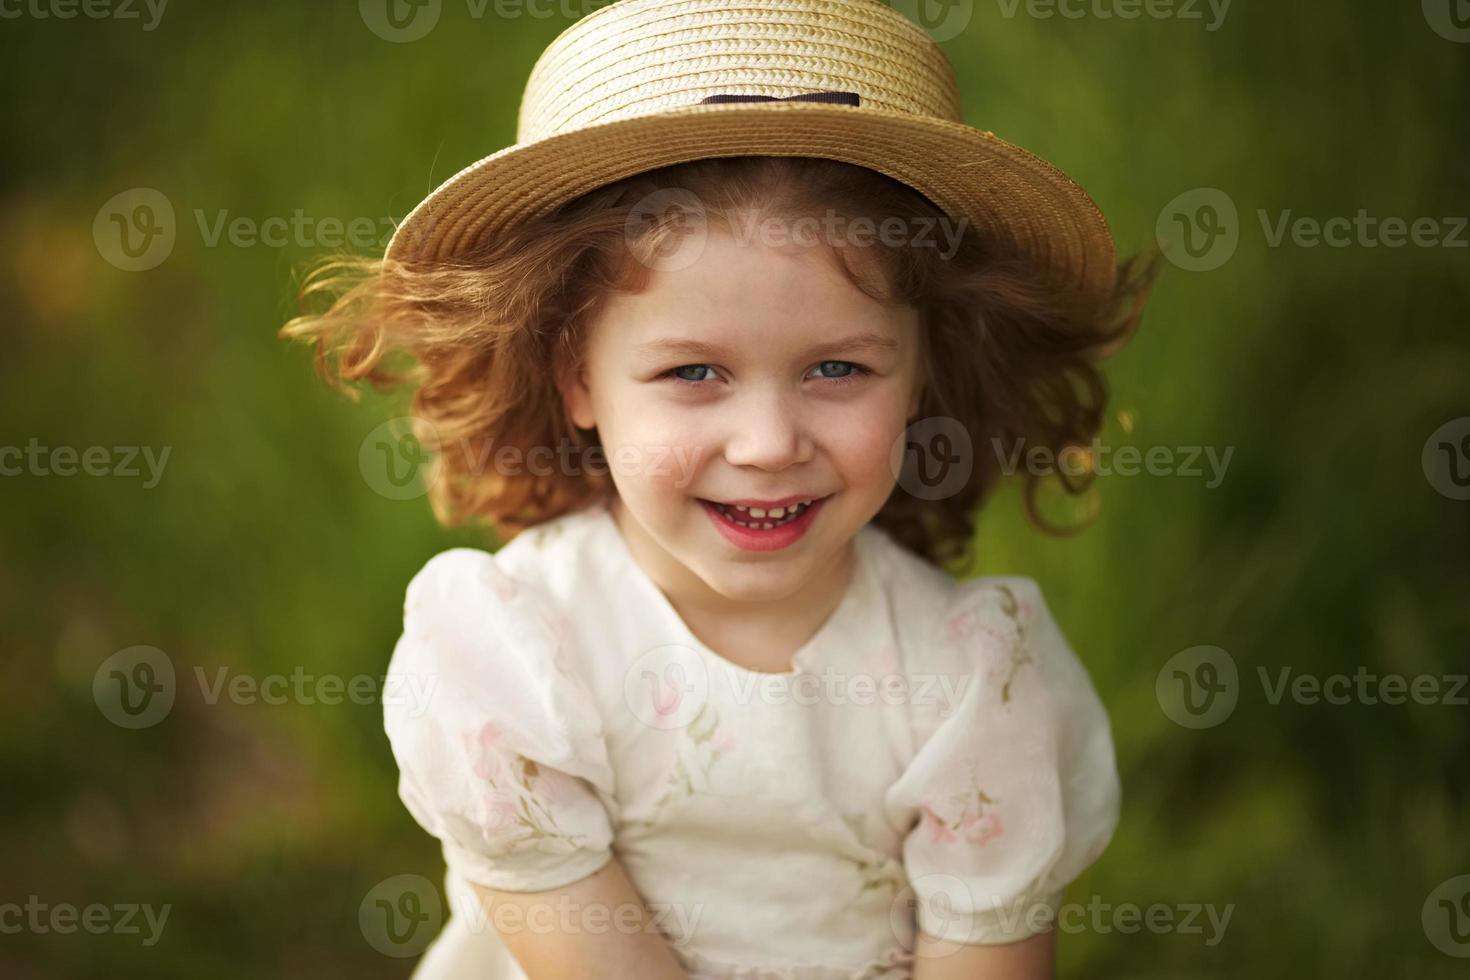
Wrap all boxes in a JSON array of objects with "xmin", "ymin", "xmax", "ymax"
[{"xmin": 383, "ymin": 498, "xmax": 1120, "ymax": 980}]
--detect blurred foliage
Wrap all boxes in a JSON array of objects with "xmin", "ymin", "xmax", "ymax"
[{"xmin": 1, "ymin": 1, "xmax": 1466, "ymax": 978}]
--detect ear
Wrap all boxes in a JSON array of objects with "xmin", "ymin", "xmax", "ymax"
[{"xmin": 554, "ymin": 353, "xmax": 597, "ymax": 431}]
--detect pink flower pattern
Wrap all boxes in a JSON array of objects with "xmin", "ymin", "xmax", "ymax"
[
  {"xmin": 943, "ymin": 584, "xmax": 1034, "ymax": 705},
  {"xmin": 649, "ymin": 701, "xmax": 733, "ymax": 816},
  {"xmin": 463, "ymin": 720, "xmax": 591, "ymax": 850},
  {"xmin": 917, "ymin": 766, "xmax": 1005, "ymax": 849}
]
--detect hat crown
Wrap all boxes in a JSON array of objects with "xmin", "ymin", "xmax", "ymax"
[{"xmin": 517, "ymin": 0, "xmax": 962, "ymax": 143}]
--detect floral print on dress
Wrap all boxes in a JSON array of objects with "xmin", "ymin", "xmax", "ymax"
[
  {"xmin": 649, "ymin": 701, "xmax": 734, "ymax": 816},
  {"xmin": 917, "ymin": 764, "xmax": 1005, "ymax": 849},
  {"xmin": 944, "ymin": 583, "xmax": 1034, "ymax": 705},
  {"xmin": 464, "ymin": 721, "xmax": 592, "ymax": 850}
]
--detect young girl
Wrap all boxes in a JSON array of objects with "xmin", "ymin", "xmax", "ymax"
[{"xmin": 282, "ymin": 1, "xmax": 1158, "ymax": 977}]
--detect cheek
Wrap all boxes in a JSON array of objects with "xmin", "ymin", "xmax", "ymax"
[
  {"xmin": 814, "ymin": 388, "xmax": 910, "ymax": 482},
  {"xmin": 598, "ymin": 392, "xmax": 710, "ymax": 494}
]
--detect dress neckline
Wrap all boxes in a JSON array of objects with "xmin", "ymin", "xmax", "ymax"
[{"xmin": 590, "ymin": 499, "xmax": 877, "ymax": 680}]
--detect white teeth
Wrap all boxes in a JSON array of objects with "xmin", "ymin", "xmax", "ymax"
[{"xmin": 713, "ymin": 499, "xmax": 814, "ymax": 529}]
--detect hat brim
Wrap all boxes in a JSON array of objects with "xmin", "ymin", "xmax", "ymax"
[{"xmin": 384, "ymin": 101, "xmax": 1116, "ymax": 297}]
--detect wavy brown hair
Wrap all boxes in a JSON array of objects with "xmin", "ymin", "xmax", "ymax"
[{"xmin": 280, "ymin": 156, "xmax": 1161, "ymax": 571}]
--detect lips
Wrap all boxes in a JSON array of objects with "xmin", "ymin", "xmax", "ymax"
[{"xmin": 697, "ymin": 494, "xmax": 830, "ymax": 551}]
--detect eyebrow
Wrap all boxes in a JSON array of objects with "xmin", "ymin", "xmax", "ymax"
[{"xmin": 631, "ymin": 331, "xmax": 901, "ymax": 361}]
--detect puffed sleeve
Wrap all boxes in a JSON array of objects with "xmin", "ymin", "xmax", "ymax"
[
  {"xmin": 382, "ymin": 547, "xmax": 617, "ymax": 892},
  {"xmin": 884, "ymin": 576, "xmax": 1120, "ymax": 945}
]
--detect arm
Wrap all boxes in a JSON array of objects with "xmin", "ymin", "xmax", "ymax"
[
  {"xmin": 911, "ymin": 928, "xmax": 1054, "ymax": 980},
  {"xmin": 471, "ymin": 855, "xmax": 690, "ymax": 980}
]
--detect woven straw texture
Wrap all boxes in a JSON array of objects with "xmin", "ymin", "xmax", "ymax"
[{"xmin": 385, "ymin": 0, "xmax": 1116, "ymax": 296}]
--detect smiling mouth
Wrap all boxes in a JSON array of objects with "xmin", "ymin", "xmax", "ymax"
[{"xmin": 696, "ymin": 495, "xmax": 831, "ymax": 529}]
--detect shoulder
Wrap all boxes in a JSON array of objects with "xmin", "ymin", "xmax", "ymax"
[
  {"xmin": 392, "ymin": 544, "xmax": 570, "ymax": 706},
  {"xmin": 939, "ymin": 575, "xmax": 1051, "ymax": 653},
  {"xmin": 386, "ymin": 541, "xmax": 610, "ymax": 782},
  {"xmin": 861, "ymin": 525, "xmax": 1059, "ymax": 672},
  {"xmin": 403, "ymin": 546, "xmax": 524, "ymax": 618},
  {"xmin": 401, "ymin": 504, "xmax": 607, "ymax": 639}
]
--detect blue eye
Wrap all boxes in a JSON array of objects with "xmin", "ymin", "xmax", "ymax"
[
  {"xmin": 813, "ymin": 360, "xmax": 869, "ymax": 383},
  {"xmin": 666, "ymin": 364, "xmax": 719, "ymax": 384},
  {"xmin": 659, "ymin": 361, "xmax": 872, "ymax": 387}
]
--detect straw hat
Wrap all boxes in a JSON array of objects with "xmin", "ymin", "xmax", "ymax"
[{"xmin": 384, "ymin": 0, "xmax": 1117, "ymax": 297}]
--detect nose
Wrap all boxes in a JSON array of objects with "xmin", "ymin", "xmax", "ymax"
[{"xmin": 721, "ymin": 386, "xmax": 815, "ymax": 471}]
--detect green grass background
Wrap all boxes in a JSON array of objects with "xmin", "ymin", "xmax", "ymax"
[{"xmin": 2, "ymin": 1, "xmax": 1467, "ymax": 976}]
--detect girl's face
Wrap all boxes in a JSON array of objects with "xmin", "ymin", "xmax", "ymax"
[{"xmin": 560, "ymin": 224, "xmax": 923, "ymax": 607}]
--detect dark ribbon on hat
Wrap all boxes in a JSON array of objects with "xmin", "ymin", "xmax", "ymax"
[{"xmin": 700, "ymin": 90, "xmax": 861, "ymax": 106}]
